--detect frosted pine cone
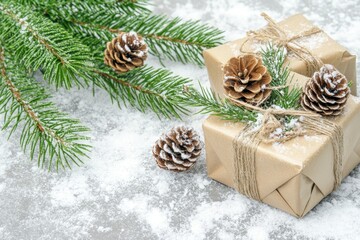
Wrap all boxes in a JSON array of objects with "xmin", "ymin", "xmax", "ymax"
[
  {"xmin": 224, "ymin": 55, "xmax": 272, "ymax": 106},
  {"xmin": 152, "ymin": 126, "xmax": 202, "ymax": 172},
  {"xmin": 301, "ymin": 64, "xmax": 350, "ymax": 116},
  {"xmin": 104, "ymin": 32, "xmax": 148, "ymax": 73}
]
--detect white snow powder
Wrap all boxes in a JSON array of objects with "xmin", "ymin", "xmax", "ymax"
[{"xmin": 1, "ymin": 1, "xmax": 359, "ymax": 239}]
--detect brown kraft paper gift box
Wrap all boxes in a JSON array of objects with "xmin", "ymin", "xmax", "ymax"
[
  {"xmin": 201, "ymin": 13, "xmax": 360, "ymax": 215},
  {"xmin": 202, "ymin": 72, "xmax": 360, "ymax": 216},
  {"xmin": 203, "ymin": 13, "xmax": 357, "ymax": 96}
]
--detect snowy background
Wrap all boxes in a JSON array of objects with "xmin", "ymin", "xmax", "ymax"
[{"xmin": 1, "ymin": 0, "xmax": 360, "ymax": 239}]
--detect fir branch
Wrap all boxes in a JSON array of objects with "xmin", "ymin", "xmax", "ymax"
[
  {"xmin": 0, "ymin": 3, "xmax": 92, "ymax": 89},
  {"xmin": 261, "ymin": 44, "xmax": 302, "ymax": 109},
  {"xmin": 73, "ymin": 36, "xmax": 191, "ymax": 119},
  {"xmin": 78, "ymin": 0, "xmax": 151, "ymax": 15},
  {"xmin": 90, "ymin": 65, "xmax": 191, "ymax": 119},
  {"xmin": 100, "ymin": 0, "xmax": 150, "ymax": 15},
  {"xmin": 48, "ymin": 1, "xmax": 150, "ymax": 20},
  {"xmin": 8, "ymin": 0, "xmax": 150, "ymax": 15},
  {"xmin": 180, "ymin": 84, "xmax": 257, "ymax": 122},
  {"xmin": 0, "ymin": 46, "xmax": 91, "ymax": 170},
  {"xmin": 43, "ymin": 2, "xmax": 224, "ymax": 66}
]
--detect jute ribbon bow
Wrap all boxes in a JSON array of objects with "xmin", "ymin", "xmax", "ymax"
[
  {"xmin": 229, "ymin": 98, "xmax": 344, "ymax": 201},
  {"xmin": 241, "ymin": 12, "xmax": 324, "ymax": 75}
]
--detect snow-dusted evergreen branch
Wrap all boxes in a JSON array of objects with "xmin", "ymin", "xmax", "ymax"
[
  {"xmin": 261, "ymin": 44, "xmax": 302, "ymax": 109},
  {"xmin": 10, "ymin": 0, "xmax": 150, "ymax": 15},
  {"xmin": 0, "ymin": 3, "xmax": 92, "ymax": 89},
  {"xmin": 83, "ymin": 41, "xmax": 190, "ymax": 118},
  {"xmin": 0, "ymin": 46, "xmax": 91, "ymax": 170},
  {"xmin": 91, "ymin": 65, "xmax": 191, "ymax": 119},
  {"xmin": 67, "ymin": 36, "xmax": 191, "ymax": 119},
  {"xmin": 181, "ymin": 84, "xmax": 257, "ymax": 122},
  {"xmin": 0, "ymin": 0, "xmax": 224, "ymax": 169},
  {"xmin": 41, "ymin": 1, "xmax": 224, "ymax": 66}
]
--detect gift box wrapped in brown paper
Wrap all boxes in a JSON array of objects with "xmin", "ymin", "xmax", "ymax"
[
  {"xmin": 202, "ymin": 68, "xmax": 360, "ymax": 217},
  {"xmin": 203, "ymin": 13, "xmax": 357, "ymax": 96}
]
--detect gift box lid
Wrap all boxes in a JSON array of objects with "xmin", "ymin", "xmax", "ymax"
[{"xmin": 203, "ymin": 13, "xmax": 357, "ymax": 96}]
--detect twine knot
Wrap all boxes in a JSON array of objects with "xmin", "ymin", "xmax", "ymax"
[
  {"xmin": 241, "ymin": 12, "xmax": 324, "ymax": 75},
  {"xmin": 230, "ymin": 98, "xmax": 344, "ymax": 200},
  {"xmin": 258, "ymin": 110, "xmax": 282, "ymax": 139}
]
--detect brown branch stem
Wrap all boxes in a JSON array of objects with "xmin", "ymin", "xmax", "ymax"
[
  {"xmin": 0, "ymin": 47, "xmax": 67, "ymax": 145},
  {"xmin": 93, "ymin": 69, "xmax": 165, "ymax": 99},
  {"xmin": 71, "ymin": 20, "xmax": 202, "ymax": 47},
  {"xmin": 2, "ymin": 6, "xmax": 66, "ymax": 65}
]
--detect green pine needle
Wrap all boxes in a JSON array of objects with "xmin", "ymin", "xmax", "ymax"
[
  {"xmin": 91, "ymin": 65, "xmax": 191, "ymax": 119},
  {"xmin": 180, "ymin": 45, "xmax": 303, "ymax": 123},
  {"xmin": 9, "ymin": 0, "xmax": 151, "ymax": 15},
  {"xmin": 261, "ymin": 44, "xmax": 302, "ymax": 109},
  {"xmin": 180, "ymin": 84, "xmax": 257, "ymax": 123},
  {"xmin": 42, "ymin": 2, "xmax": 224, "ymax": 66},
  {"xmin": 75, "ymin": 36, "xmax": 192, "ymax": 119},
  {"xmin": 0, "ymin": 3, "xmax": 92, "ymax": 89},
  {"xmin": 0, "ymin": 47, "xmax": 91, "ymax": 170},
  {"xmin": 0, "ymin": 0, "xmax": 225, "ymax": 170}
]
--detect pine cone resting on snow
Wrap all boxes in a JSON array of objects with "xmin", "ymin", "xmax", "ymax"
[
  {"xmin": 104, "ymin": 32, "xmax": 148, "ymax": 73},
  {"xmin": 152, "ymin": 126, "xmax": 202, "ymax": 172},
  {"xmin": 223, "ymin": 55, "xmax": 272, "ymax": 106},
  {"xmin": 301, "ymin": 64, "xmax": 350, "ymax": 116}
]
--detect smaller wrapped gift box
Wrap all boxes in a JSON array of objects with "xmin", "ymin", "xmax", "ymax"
[
  {"xmin": 203, "ymin": 93, "xmax": 360, "ymax": 217},
  {"xmin": 203, "ymin": 14, "xmax": 357, "ymax": 96}
]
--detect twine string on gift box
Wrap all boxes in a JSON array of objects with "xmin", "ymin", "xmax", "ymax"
[
  {"xmin": 240, "ymin": 12, "xmax": 324, "ymax": 75},
  {"xmin": 230, "ymin": 98, "xmax": 344, "ymax": 200},
  {"xmin": 301, "ymin": 116, "xmax": 343, "ymax": 189}
]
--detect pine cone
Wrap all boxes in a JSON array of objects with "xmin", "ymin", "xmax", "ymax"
[
  {"xmin": 104, "ymin": 32, "xmax": 148, "ymax": 73},
  {"xmin": 301, "ymin": 64, "xmax": 350, "ymax": 116},
  {"xmin": 223, "ymin": 55, "xmax": 272, "ymax": 106},
  {"xmin": 152, "ymin": 126, "xmax": 202, "ymax": 172}
]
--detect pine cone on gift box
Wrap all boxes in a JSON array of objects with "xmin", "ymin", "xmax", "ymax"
[
  {"xmin": 152, "ymin": 126, "xmax": 202, "ymax": 172},
  {"xmin": 223, "ymin": 55, "xmax": 272, "ymax": 106},
  {"xmin": 104, "ymin": 32, "xmax": 148, "ymax": 73},
  {"xmin": 301, "ymin": 64, "xmax": 350, "ymax": 116}
]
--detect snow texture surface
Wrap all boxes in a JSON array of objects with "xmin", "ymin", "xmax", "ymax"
[{"xmin": 1, "ymin": 0, "xmax": 360, "ymax": 239}]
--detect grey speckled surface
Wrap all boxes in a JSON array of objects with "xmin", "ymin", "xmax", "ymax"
[{"xmin": 1, "ymin": 1, "xmax": 360, "ymax": 240}]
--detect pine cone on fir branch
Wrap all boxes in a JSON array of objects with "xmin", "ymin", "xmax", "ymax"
[
  {"xmin": 223, "ymin": 55, "xmax": 272, "ymax": 106},
  {"xmin": 104, "ymin": 32, "xmax": 148, "ymax": 73},
  {"xmin": 152, "ymin": 126, "xmax": 202, "ymax": 172},
  {"xmin": 301, "ymin": 64, "xmax": 350, "ymax": 116}
]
